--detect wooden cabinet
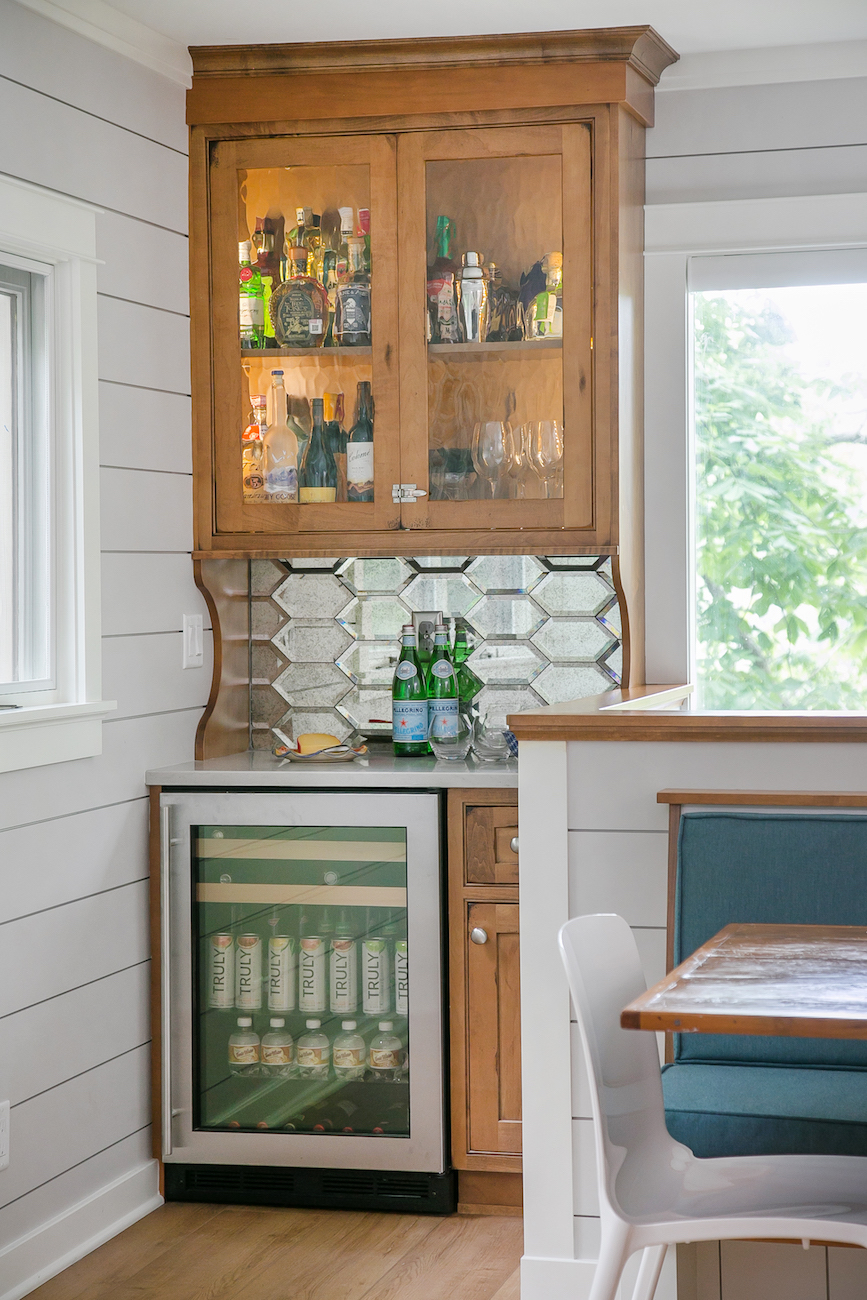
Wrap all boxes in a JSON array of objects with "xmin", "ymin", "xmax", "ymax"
[
  {"xmin": 448, "ymin": 789, "xmax": 522, "ymax": 1184},
  {"xmin": 188, "ymin": 29, "xmax": 677, "ymax": 564}
]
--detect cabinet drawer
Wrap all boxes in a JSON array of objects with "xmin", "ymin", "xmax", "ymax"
[{"xmin": 465, "ymin": 805, "xmax": 518, "ymax": 887}]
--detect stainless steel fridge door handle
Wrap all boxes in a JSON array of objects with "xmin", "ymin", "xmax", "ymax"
[{"xmin": 160, "ymin": 803, "xmax": 173, "ymax": 1159}]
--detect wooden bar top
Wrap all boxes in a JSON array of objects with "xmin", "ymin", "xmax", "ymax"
[
  {"xmin": 507, "ymin": 685, "xmax": 867, "ymax": 743},
  {"xmin": 621, "ymin": 923, "xmax": 867, "ymax": 1039}
]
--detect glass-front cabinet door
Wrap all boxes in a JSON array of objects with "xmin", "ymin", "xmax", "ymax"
[
  {"xmin": 161, "ymin": 791, "xmax": 445, "ymax": 1173},
  {"xmin": 210, "ymin": 134, "xmax": 401, "ymax": 536},
  {"xmin": 397, "ymin": 124, "xmax": 593, "ymax": 534}
]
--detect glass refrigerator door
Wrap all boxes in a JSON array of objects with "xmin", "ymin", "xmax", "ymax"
[{"xmin": 162, "ymin": 791, "xmax": 444, "ymax": 1173}]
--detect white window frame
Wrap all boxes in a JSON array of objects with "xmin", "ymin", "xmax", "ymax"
[
  {"xmin": 643, "ymin": 191, "xmax": 867, "ymax": 691},
  {"xmin": 0, "ymin": 174, "xmax": 114, "ymax": 773}
]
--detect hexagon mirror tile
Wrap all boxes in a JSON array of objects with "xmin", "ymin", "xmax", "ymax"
[{"xmin": 251, "ymin": 553, "xmax": 622, "ymax": 746}]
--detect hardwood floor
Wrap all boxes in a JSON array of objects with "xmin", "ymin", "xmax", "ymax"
[{"xmin": 28, "ymin": 1203, "xmax": 523, "ymax": 1300}]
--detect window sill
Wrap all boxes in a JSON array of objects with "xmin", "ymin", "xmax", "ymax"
[{"xmin": 0, "ymin": 700, "xmax": 117, "ymax": 774}]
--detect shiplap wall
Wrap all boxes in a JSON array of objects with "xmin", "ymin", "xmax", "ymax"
[{"xmin": 0, "ymin": 5, "xmax": 207, "ymax": 1296}]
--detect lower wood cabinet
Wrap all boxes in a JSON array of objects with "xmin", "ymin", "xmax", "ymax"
[{"xmin": 448, "ymin": 789, "xmax": 521, "ymax": 1184}]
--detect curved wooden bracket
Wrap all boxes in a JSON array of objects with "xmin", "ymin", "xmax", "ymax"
[{"xmin": 194, "ymin": 557, "xmax": 250, "ymax": 759}]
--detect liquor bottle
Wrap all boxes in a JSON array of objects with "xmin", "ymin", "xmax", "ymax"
[
  {"xmin": 456, "ymin": 251, "xmax": 489, "ymax": 343},
  {"xmin": 357, "ymin": 207, "xmax": 371, "ymax": 272},
  {"xmin": 298, "ymin": 907, "xmax": 327, "ymax": 1012},
  {"xmin": 334, "ymin": 236, "xmax": 371, "ymax": 347},
  {"xmin": 368, "ymin": 1021, "xmax": 402, "ymax": 1082},
  {"xmin": 346, "ymin": 381, "xmax": 374, "ymax": 503},
  {"xmin": 251, "ymin": 216, "xmax": 281, "ymax": 346},
  {"xmin": 298, "ymin": 398, "xmax": 338, "ymax": 504},
  {"xmin": 426, "ymin": 622, "xmax": 459, "ymax": 739},
  {"xmin": 296, "ymin": 1019, "xmax": 330, "ymax": 1078},
  {"xmin": 238, "ymin": 241, "xmax": 265, "ymax": 349},
  {"xmin": 528, "ymin": 251, "xmax": 563, "ymax": 339},
  {"xmin": 241, "ymin": 394, "xmax": 267, "ymax": 503},
  {"xmin": 267, "ymin": 906, "xmax": 296, "ymax": 1012},
  {"xmin": 235, "ymin": 931, "xmax": 263, "ymax": 1010},
  {"xmin": 336, "ymin": 206, "xmax": 354, "ymax": 277},
  {"xmin": 262, "ymin": 370, "xmax": 299, "ymax": 502},
  {"xmin": 426, "ymin": 216, "xmax": 459, "ymax": 344},
  {"xmin": 228, "ymin": 1017, "xmax": 260, "ymax": 1075},
  {"xmin": 323, "ymin": 392, "xmax": 347, "ymax": 502},
  {"xmin": 269, "ymin": 245, "xmax": 328, "ymax": 348},
  {"xmin": 260, "ymin": 1018, "xmax": 294, "ymax": 1076},
  {"xmin": 392, "ymin": 624, "xmax": 429, "ymax": 757},
  {"xmin": 302, "ymin": 209, "xmax": 323, "ymax": 276},
  {"xmin": 332, "ymin": 1019, "xmax": 366, "ymax": 1079},
  {"xmin": 330, "ymin": 908, "xmax": 358, "ymax": 1014}
]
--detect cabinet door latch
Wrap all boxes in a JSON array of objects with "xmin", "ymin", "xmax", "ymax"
[{"xmin": 392, "ymin": 484, "xmax": 428, "ymax": 504}]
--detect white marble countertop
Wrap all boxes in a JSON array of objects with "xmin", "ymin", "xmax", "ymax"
[{"xmin": 146, "ymin": 747, "xmax": 518, "ymax": 789}]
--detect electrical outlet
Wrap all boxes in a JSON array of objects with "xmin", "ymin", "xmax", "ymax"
[
  {"xmin": 182, "ymin": 614, "xmax": 204, "ymax": 669},
  {"xmin": 0, "ymin": 1100, "xmax": 9, "ymax": 1170},
  {"xmin": 412, "ymin": 610, "xmax": 442, "ymax": 659}
]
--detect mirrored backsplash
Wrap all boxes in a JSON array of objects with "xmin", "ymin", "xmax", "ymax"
[{"xmin": 250, "ymin": 555, "xmax": 623, "ymax": 750}]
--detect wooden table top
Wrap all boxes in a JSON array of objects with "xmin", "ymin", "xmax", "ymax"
[{"xmin": 621, "ymin": 923, "xmax": 867, "ymax": 1039}]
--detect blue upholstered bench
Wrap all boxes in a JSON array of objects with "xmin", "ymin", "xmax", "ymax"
[{"xmin": 660, "ymin": 810, "xmax": 867, "ymax": 1158}]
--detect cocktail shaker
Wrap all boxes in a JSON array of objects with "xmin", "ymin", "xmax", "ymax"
[{"xmin": 456, "ymin": 252, "xmax": 489, "ymax": 343}]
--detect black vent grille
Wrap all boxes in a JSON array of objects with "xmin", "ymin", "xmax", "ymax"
[
  {"xmin": 166, "ymin": 1163, "xmax": 456, "ymax": 1215},
  {"xmin": 187, "ymin": 1168, "xmax": 243, "ymax": 1191},
  {"xmin": 377, "ymin": 1175, "xmax": 431, "ymax": 1200},
  {"xmin": 321, "ymin": 1171, "xmax": 377, "ymax": 1196}
]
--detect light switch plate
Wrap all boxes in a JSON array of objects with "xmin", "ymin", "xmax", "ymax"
[
  {"xmin": 0, "ymin": 1100, "xmax": 9, "ymax": 1170},
  {"xmin": 183, "ymin": 614, "xmax": 204, "ymax": 669}
]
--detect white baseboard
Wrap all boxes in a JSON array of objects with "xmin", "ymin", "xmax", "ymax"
[
  {"xmin": 0, "ymin": 1159, "xmax": 162, "ymax": 1300},
  {"xmin": 520, "ymin": 1255, "xmax": 598, "ymax": 1300}
]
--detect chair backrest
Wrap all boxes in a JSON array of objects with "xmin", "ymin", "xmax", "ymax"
[
  {"xmin": 674, "ymin": 811, "xmax": 867, "ymax": 1068},
  {"xmin": 559, "ymin": 914, "xmax": 674, "ymax": 1217}
]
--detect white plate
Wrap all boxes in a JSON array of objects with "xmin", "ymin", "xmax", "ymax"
[{"xmin": 276, "ymin": 745, "xmax": 367, "ymax": 764}]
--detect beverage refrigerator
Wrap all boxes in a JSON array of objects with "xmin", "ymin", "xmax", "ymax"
[{"xmin": 158, "ymin": 789, "xmax": 454, "ymax": 1212}]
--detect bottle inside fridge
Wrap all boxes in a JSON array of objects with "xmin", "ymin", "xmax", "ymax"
[{"xmin": 194, "ymin": 823, "xmax": 410, "ymax": 1137}]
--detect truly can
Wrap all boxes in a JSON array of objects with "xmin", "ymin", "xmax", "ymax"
[
  {"xmin": 268, "ymin": 935, "xmax": 296, "ymax": 1012},
  {"xmin": 362, "ymin": 938, "xmax": 391, "ymax": 1015},
  {"xmin": 330, "ymin": 937, "xmax": 358, "ymax": 1014},
  {"xmin": 208, "ymin": 934, "xmax": 235, "ymax": 1009},
  {"xmin": 235, "ymin": 934, "xmax": 263, "ymax": 1010},
  {"xmin": 298, "ymin": 936, "xmax": 327, "ymax": 1012},
  {"xmin": 394, "ymin": 940, "xmax": 409, "ymax": 1017}
]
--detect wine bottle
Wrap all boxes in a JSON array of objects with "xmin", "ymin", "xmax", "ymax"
[
  {"xmin": 298, "ymin": 397, "xmax": 337, "ymax": 503},
  {"xmin": 347, "ymin": 381, "xmax": 374, "ymax": 502}
]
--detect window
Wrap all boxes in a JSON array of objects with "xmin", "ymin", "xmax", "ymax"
[
  {"xmin": 690, "ymin": 252, "xmax": 867, "ymax": 709},
  {"xmin": 0, "ymin": 175, "xmax": 113, "ymax": 772}
]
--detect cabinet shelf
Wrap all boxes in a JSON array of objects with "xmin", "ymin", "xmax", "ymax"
[
  {"xmin": 197, "ymin": 883, "xmax": 406, "ymax": 908},
  {"xmin": 241, "ymin": 346, "xmax": 372, "ymax": 360},
  {"xmin": 428, "ymin": 339, "xmax": 561, "ymax": 358}
]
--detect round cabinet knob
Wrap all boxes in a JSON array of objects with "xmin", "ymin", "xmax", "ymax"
[
  {"xmin": 470, "ymin": 927, "xmax": 488, "ymax": 945},
  {"xmin": 510, "ymin": 836, "xmax": 519, "ymax": 855}
]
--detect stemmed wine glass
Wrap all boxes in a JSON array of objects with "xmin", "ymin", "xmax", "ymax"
[
  {"xmin": 471, "ymin": 421, "xmax": 511, "ymax": 500},
  {"xmin": 528, "ymin": 420, "xmax": 564, "ymax": 498},
  {"xmin": 505, "ymin": 423, "xmax": 530, "ymax": 499}
]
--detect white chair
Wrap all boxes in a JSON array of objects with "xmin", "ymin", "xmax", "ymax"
[{"xmin": 558, "ymin": 913, "xmax": 867, "ymax": 1300}]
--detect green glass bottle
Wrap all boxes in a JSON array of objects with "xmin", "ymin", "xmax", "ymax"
[
  {"xmin": 392, "ymin": 624, "xmax": 429, "ymax": 757},
  {"xmin": 238, "ymin": 240, "xmax": 265, "ymax": 348},
  {"xmin": 453, "ymin": 624, "xmax": 483, "ymax": 707},
  {"xmin": 347, "ymin": 381, "xmax": 374, "ymax": 502},
  {"xmin": 298, "ymin": 397, "xmax": 337, "ymax": 503},
  {"xmin": 426, "ymin": 622, "xmax": 459, "ymax": 739}
]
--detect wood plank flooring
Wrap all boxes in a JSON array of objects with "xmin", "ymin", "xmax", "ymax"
[{"xmin": 28, "ymin": 1203, "xmax": 523, "ymax": 1300}]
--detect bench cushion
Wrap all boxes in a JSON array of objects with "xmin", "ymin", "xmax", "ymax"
[{"xmin": 662, "ymin": 1061, "xmax": 867, "ymax": 1158}]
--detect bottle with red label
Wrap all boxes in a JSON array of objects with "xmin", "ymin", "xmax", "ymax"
[{"xmin": 238, "ymin": 241, "xmax": 265, "ymax": 349}]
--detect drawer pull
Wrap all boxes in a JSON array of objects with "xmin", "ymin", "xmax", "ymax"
[
  {"xmin": 471, "ymin": 927, "xmax": 488, "ymax": 945},
  {"xmin": 510, "ymin": 836, "xmax": 519, "ymax": 855}
]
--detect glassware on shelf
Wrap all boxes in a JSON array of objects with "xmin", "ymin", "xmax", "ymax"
[
  {"xmin": 471, "ymin": 421, "xmax": 511, "ymax": 499},
  {"xmin": 527, "ymin": 419, "xmax": 564, "ymax": 498},
  {"xmin": 456, "ymin": 251, "xmax": 489, "ymax": 343},
  {"xmin": 505, "ymin": 423, "xmax": 531, "ymax": 499},
  {"xmin": 473, "ymin": 712, "xmax": 511, "ymax": 762},
  {"xmin": 429, "ymin": 447, "xmax": 476, "ymax": 501},
  {"xmin": 428, "ymin": 709, "xmax": 472, "ymax": 761}
]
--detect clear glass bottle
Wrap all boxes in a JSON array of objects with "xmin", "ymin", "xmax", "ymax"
[
  {"xmin": 332, "ymin": 1019, "xmax": 366, "ymax": 1079},
  {"xmin": 334, "ymin": 236, "xmax": 371, "ymax": 347},
  {"xmin": 426, "ymin": 622, "xmax": 459, "ymax": 738},
  {"xmin": 486, "ymin": 262, "xmax": 520, "ymax": 342},
  {"xmin": 262, "ymin": 370, "xmax": 299, "ymax": 502},
  {"xmin": 238, "ymin": 240, "xmax": 265, "ymax": 349},
  {"xmin": 241, "ymin": 394, "xmax": 267, "ymax": 503},
  {"xmin": 298, "ymin": 397, "xmax": 338, "ymax": 503},
  {"xmin": 392, "ymin": 624, "xmax": 429, "ymax": 757},
  {"xmin": 269, "ymin": 245, "xmax": 328, "ymax": 348},
  {"xmin": 346, "ymin": 380, "xmax": 374, "ymax": 502},
  {"xmin": 368, "ymin": 1021, "xmax": 402, "ymax": 1082},
  {"xmin": 228, "ymin": 1016, "xmax": 260, "ymax": 1075},
  {"xmin": 296, "ymin": 1019, "xmax": 330, "ymax": 1079},
  {"xmin": 260, "ymin": 1018, "xmax": 295, "ymax": 1077},
  {"xmin": 426, "ymin": 216, "xmax": 459, "ymax": 344},
  {"xmin": 335, "ymin": 206, "xmax": 354, "ymax": 278}
]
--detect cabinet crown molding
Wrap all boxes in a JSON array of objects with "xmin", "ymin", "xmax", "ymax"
[{"xmin": 190, "ymin": 26, "xmax": 679, "ymax": 87}]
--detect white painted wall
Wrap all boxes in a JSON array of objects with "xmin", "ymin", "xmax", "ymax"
[{"xmin": 0, "ymin": 4, "xmax": 209, "ymax": 1296}]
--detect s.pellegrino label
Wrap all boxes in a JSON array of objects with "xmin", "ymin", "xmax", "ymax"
[
  {"xmin": 362, "ymin": 939, "xmax": 391, "ymax": 1015},
  {"xmin": 392, "ymin": 699, "xmax": 427, "ymax": 743},
  {"xmin": 208, "ymin": 934, "xmax": 235, "ymax": 1009},
  {"xmin": 428, "ymin": 696, "xmax": 458, "ymax": 738},
  {"xmin": 268, "ymin": 936, "xmax": 296, "ymax": 1012},
  {"xmin": 395, "ymin": 940, "xmax": 409, "ymax": 1016}
]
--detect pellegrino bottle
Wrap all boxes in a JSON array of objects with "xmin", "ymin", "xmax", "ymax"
[
  {"xmin": 453, "ymin": 624, "xmax": 483, "ymax": 708},
  {"xmin": 298, "ymin": 397, "xmax": 338, "ymax": 503},
  {"xmin": 426, "ymin": 216, "xmax": 459, "ymax": 344},
  {"xmin": 347, "ymin": 381, "xmax": 374, "ymax": 502},
  {"xmin": 238, "ymin": 240, "xmax": 265, "ymax": 349},
  {"xmin": 426, "ymin": 622, "xmax": 459, "ymax": 739},
  {"xmin": 392, "ymin": 624, "xmax": 429, "ymax": 757}
]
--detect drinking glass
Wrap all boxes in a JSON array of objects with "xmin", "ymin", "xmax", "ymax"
[
  {"xmin": 506, "ymin": 423, "xmax": 530, "ymax": 499},
  {"xmin": 473, "ymin": 712, "xmax": 510, "ymax": 762},
  {"xmin": 472, "ymin": 421, "xmax": 511, "ymax": 500},
  {"xmin": 528, "ymin": 420, "xmax": 564, "ymax": 498},
  {"xmin": 428, "ymin": 710, "xmax": 473, "ymax": 761}
]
